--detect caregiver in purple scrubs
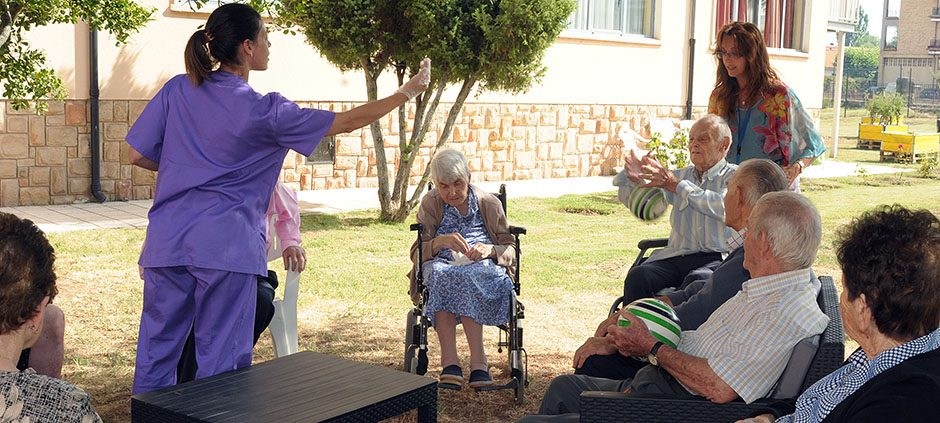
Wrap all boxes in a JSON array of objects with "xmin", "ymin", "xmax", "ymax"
[{"xmin": 126, "ymin": 3, "xmax": 430, "ymax": 394}]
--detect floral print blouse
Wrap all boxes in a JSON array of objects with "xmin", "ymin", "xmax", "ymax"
[
  {"xmin": 708, "ymin": 83, "xmax": 826, "ymax": 166},
  {"xmin": 1, "ymin": 369, "xmax": 102, "ymax": 423}
]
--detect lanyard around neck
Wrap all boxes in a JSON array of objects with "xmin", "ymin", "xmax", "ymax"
[{"xmin": 734, "ymin": 106, "xmax": 752, "ymax": 165}]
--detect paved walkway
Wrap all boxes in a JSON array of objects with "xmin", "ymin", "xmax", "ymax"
[{"xmin": 0, "ymin": 160, "xmax": 911, "ymax": 233}]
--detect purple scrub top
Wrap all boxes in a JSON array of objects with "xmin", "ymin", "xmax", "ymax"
[{"xmin": 126, "ymin": 71, "xmax": 335, "ymax": 276}]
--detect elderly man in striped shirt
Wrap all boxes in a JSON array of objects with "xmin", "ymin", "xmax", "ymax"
[
  {"xmin": 518, "ymin": 192, "xmax": 828, "ymax": 423},
  {"xmin": 615, "ymin": 114, "xmax": 737, "ymax": 303}
]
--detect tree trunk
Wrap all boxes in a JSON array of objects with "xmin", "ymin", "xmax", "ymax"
[
  {"xmin": 362, "ymin": 58, "xmax": 395, "ymax": 221},
  {"xmin": 387, "ymin": 77, "xmax": 477, "ymax": 223},
  {"xmin": 390, "ymin": 75, "xmax": 446, "ymax": 219},
  {"xmin": 0, "ymin": 2, "xmax": 22, "ymax": 49}
]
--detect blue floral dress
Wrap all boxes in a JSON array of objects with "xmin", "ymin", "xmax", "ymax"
[{"xmin": 423, "ymin": 189, "xmax": 512, "ymax": 327}]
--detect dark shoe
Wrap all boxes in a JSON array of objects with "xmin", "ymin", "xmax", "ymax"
[
  {"xmin": 439, "ymin": 365, "xmax": 463, "ymax": 389},
  {"xmin": 468, "ymin": 369, "xmax": 493, "ymax": 388}
]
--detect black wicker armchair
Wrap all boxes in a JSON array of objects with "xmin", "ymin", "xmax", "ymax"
[{"xmin": 580, "ymin": 275, "xmax": 845, "ymax": 423}]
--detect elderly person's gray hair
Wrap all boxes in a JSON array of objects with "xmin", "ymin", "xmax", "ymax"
[
  {"xmin": 749, "ymin": 191, "xmax": 822, "ymax": 270},
  {"xmin": 736, "ymin": 159, "xmax": 788, "ymax": 208},
  {"xmin": 430, "ymin": 148, "xmax": 470, "ymax": 185},
  {"xmin": 696, "ymin": 114, "xmax": 732, "ymax": 153}
]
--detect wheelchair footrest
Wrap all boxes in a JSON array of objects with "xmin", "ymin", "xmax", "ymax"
[{"xmin": 474, "ymin": 377, "xmax": 519, "ymax": 392}]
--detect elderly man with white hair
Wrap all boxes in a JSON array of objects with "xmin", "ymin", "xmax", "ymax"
[
  {"xmin": 518, "ymin": 192, "xmax": 828, "ymax": 423},
  {"xmin": 615, "ymin": 114, "xmax": 737, "ymax": 303}
]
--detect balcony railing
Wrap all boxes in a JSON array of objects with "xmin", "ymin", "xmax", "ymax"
[
  {"xmin": 929, "ymin": 40, "xmax": 940, "ymax": 54},
  {"xmin": 828, "ymin": 0, "xmax": 860, "ymax": 31},
  {"xmin": 931, "ymin": 7, "xmax": 940, "ymax": 20}
]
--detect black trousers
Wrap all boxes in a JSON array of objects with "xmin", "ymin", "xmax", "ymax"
[
  {"xmin": 574, "ymin": 351, "xmax": 648, "ymax": 380},
  {"xmin": 623, "ymin": 252, "xmax": 722, "ymax": 302},
  {"xmin": 176, "ymin": 270, "xmax": 279, "ymax": 383},
  {"xmin": 517, "ymin": 366, "xmax": 697, "ymax": 423}
]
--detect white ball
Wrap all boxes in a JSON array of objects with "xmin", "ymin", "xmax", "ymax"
[
  {"xmin": 618, "ymin": 298, "xmax": 682, "ymax": 350},
  {"xmin": 628, "ymin": 186, "xmax": 668, "ymax": 221}
]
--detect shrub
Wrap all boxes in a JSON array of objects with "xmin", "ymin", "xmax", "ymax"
[
  {"xmin": 917, "ymin": 155, "xmax": 940, "ymax": 178},
  {"xmin": 866, "ymin": 92, "xmax": 906, "ymax": 124},
  {"xmin": 647, "ymin": 128, "xmax": 690, "ymax": 169}
]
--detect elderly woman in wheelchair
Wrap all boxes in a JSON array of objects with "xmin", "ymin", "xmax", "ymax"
[{"xmin": 407, "ymin": 148, "xmax": 517, "ymax": 390}]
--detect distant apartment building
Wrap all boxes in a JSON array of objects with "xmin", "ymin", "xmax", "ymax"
[{"xmin": 879, "ymin": 0, "xmax": 940, "ymax": 91}]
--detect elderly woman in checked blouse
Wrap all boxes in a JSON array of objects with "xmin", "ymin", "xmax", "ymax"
[
  {"xmin": 0, "ymin": 213, "xmax": 102, "ymax": 422},
  {"xmin": 739, "ymin": 205, "xmax": 940, "ymax": 423},
  {"xmin": 408, "ymin": 149, "xmax": 515, "ymax": 389}
]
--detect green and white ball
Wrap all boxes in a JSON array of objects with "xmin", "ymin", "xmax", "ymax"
[
  {"xmin": 627, "ymin": 186, "xmax": 668, "ymax": 221},
  {"xmin": 617, "ymin": 298, "xmax": 682, "ymax": 360}
]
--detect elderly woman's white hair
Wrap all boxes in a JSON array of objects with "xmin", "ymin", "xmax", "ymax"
[{"xmin": 430, "ymin": 148, "xmax": 470, "ymax": 185}]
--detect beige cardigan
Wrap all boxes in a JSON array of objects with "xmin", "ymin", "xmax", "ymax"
[{"xmin": 407, "ymin": 185, "xmax": 517, "ymax": 305}]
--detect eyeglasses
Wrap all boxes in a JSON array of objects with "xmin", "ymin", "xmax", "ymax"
[{"xmin": 714, "ymin": 51, "xmax": 743, "ymax": 60}]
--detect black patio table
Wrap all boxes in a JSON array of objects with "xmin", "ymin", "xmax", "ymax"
[{"xmin": 131, "ymin": 351, "xmax": 438, "ymax": 422}]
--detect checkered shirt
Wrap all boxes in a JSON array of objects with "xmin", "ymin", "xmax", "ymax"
[
  {"xmin": 778, "ymin": 327, "xmax": 940, "ymax": 423},
  {"xmin": 727, "ymin": 228, "xmax": 746, "ymax": 251},
  {"xmin": 677, "ymin": 268, "xmax": 829, "ymax": 403}
]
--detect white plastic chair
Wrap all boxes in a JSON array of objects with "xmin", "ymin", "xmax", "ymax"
[{"xmin": 265, "ymin": 215, "xmax": 301, "ymax": 358}]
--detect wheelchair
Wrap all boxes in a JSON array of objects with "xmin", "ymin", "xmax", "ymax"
[
  {"xmin": 403, "ymin": 184, "xmax": 529, "ymax": 403},
  {"xmin": 607, "ymin": 237, "xmax": 669, "ymax": 316}
]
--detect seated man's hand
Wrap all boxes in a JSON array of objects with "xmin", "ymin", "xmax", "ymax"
[
  {"xmin": 282, "ymin": 245, "xmax": 306, "ymax": 272},
  {"xmin": 466, "ymin": 243, "xmax": 493, "ymax": 262},
  {"xmin": 606, "ymin": 310, "xmax": 658, "ymax": 358},
  {"xmin": 594, "ymin": 312, "xmax": 621, "ymax": 337},
  {"xmin": 573, "ymin": 336, "xmax": 617, "ymax": 369},
  {"xmin": 433, "ymin": 232, "xmax": 470, "ymax": 255},
  {"xmin": 622, "ymin": 148, "xmax": 647, "ymax": 184},
  {"xmin": 639, "ymin": 155, "xmax": 679, "ymax": 193}
]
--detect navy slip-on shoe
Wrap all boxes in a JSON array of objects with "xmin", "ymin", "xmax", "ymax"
[
  {"xmin": 439, "ymin": 365, "xmax": 463, "ymax": 389},
  {"xmin": 468, "ymin": 369, "xmax": 493, "ymax": 389}
]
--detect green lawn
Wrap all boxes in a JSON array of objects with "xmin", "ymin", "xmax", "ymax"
[
  {"xmin": 817, "ymin": 106, "xmax": 939, "ymax": 139},
  {"xmin": 47, "ymin": 173, "xmax": 940, "ymax": 422}
]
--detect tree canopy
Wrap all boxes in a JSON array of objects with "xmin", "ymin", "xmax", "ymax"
[
  {"xmin": 0, "ymin": 0, "xmax": 154, "ymax": 111},
  {"xmin": 275, "ymin": 0, "xmax": 575, "ymax": 221},
  {"xmin": 845, "ymin": 8, "xmax": 879, "ymax": 49},
  {"xmin": 844, "ymin": 47, "xmax": 879, "ymax": 81}
]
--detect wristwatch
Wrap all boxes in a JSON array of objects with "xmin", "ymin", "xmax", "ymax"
[
  {"xmin": 648, "ymin": 341, "xmax": 665, "ymax": 366},
  {"xmin": 796, "ymin": 160, "xmax": 805, "ymax": 172}
]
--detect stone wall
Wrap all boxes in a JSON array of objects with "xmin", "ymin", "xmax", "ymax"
[
  {"xmin": 4, "ymin": 98, "xmax": 793, "ymax": 207},
  {"xmin": 279, "ymin": 102, "xmax": 709, "ymax": 192},
  {"xmin": 0, "ymin": 100, "xmax": 154, "ymax": 206}
]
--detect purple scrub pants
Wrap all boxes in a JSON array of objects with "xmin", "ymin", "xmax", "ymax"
[{"xmin": 133, "ymin": 266, "xmax": 257, "ymax": 395}]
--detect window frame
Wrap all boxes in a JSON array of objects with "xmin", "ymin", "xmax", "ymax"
[
  {"xmin": 563, "ymin": 0, "xmax": 658, "ymax": 41},
  {"xmin": 714, "ymin": 0, "xmax": 806, "ymax": 52},
  {"xmin": 884, "ymin": 24, "xmax": 898, "ymax": 50},
  {"xmin": 169, "ymin": 0, "xmax": 225, "ymax": 14},
  {"xmin": 305, "ymin": 135, "xmax": 335, "ymax": 165},
  {"xmin": 885, "ymin": 0, "xmax": 900, "ymax": 18}
]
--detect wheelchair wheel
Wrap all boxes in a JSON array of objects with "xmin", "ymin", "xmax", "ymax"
[
  {"xmin": 403, "ymin": 309, "xmax": 419, "ymax": 373},
  {"xmin": 403, "ymin": 308, "xmax": 429, "ymax": 375},
  {"xmin": 508, "ymin": 293, "xmax": 527, "ymax": 404},
  {"xmin": 510, "ymin": 348, "xmax": 525, "ymax": 404},
  {"xmin": 404, "ymin": 344, "xmax": 418, "ymax": 373}
]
